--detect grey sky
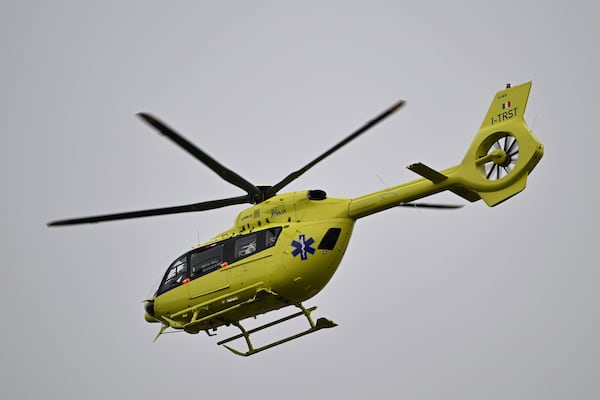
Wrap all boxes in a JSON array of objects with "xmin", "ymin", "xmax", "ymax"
[{"xmin": 2, "ymin": 1, "xmax": 599, "ymax": 399}]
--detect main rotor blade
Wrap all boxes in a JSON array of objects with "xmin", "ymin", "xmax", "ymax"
[
  {"xmin": 137, "ymin": 113, "xmax": 262, "ymax": 202},
  {"xmin": 47, "ymin": 195, "xmax": 250, "ymax": 226},
  {"xmin": 265, "ymin": 100, "xmax": 405, "ymax": 197},
  {"xmin": 397, "ymin": 202, "xmax": 464, "ymax": 209}
]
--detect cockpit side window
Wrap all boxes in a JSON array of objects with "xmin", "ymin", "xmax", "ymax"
[
  {"xmin": 158, "ymin": 254, "xmax": 188, "ymax": 295},
  {"xmin": 190, "ymin": 245, "xmax": 224, "ymax": 279},
  {"xmin": 235, "ymin": 234, "xmax": 257, "ymax": 258},
  {"xmin": 265, "ymin": 227, "xmax": 282, "ymax": 248},
  {"xmin": 233, "ymin": 227, "xmax": 282, "ymax": 260}
]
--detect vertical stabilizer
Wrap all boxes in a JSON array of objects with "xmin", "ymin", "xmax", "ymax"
[{"xmin": 480, "ymin": 82, "xmax": 531, "ymax": 129}]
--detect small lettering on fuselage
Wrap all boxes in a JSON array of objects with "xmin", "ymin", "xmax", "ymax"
[
  {"xmin": 271, "ymin": 205, "xmax": 287, "ymax": 217},
  {"xmin": 491, "ymin": 107, "xmax": 519, "ymax": 125}
]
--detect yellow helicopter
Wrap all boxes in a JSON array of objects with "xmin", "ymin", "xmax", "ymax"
[{"xmin": 48, "ymin": 81, "xmax": 543, "ymax": 356}]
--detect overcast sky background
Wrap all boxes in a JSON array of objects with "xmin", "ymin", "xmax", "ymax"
[{"xmin": 2, "ymin": 1, "xmax": 599, "ymax": 399}]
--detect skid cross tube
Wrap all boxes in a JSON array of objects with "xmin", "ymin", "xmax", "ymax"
[{"xmin": 217, "ymin": 304, "xmax": 336, "ymax": 357}]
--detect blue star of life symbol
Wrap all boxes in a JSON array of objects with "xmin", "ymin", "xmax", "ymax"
[{"xmin": 291, "ymin": 234, "xmax": 316, "ymax": 260}]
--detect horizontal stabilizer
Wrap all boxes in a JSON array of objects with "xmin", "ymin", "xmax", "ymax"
[
  {"xmin": 449, "ymin": 186, "xmax": 481, "ymax": 202},
  {"xmin": 407, "ymin": 162, "xmax": 447, "ymax": 183},
  {"xmin": 407, "ymin": 163, "xmax": 480, "ymax": 202}
]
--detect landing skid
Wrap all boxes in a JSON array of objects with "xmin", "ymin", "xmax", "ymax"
[{"xmin": 216, "ymin": 303, "xmax": 337, "ymax": 357}]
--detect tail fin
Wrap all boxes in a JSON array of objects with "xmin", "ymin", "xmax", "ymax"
[
  {"xmin": 453, "ymin": 81, "xmax": 544, "ymax": 206},
  {"xmin": 480, "ymin": 82, "xmax": 531, "ymax": 130}
]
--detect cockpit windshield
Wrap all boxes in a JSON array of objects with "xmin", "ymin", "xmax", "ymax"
[{"xmin": 157, "ymin": 255, "xmax": 187, "ymax": 295}]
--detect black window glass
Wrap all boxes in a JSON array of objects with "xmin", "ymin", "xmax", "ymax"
[
  {"xmin": 265, "ymin": 227, "xmax": 282, "ymax": 248},
  {"xmin": 318, "ymin": 228, "xmax": 342, "ymax": 250},
  {"xmin": 190, "ymin": 245, "xmax": 224, "ymax": 279},
  {"xmin": 158, "ymin": 254, "xmax": 187, "ymax": 295},
  {"xmin": 235, "ymin": 234, "xmax": 257, "ymax": 258}
]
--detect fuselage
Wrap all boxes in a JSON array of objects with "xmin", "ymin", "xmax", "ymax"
[{"xmin": 145, "ymin": 190, "xmax": 356, "ymax": 333}]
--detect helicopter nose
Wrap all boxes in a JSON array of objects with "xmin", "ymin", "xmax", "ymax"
[{"xmin": 144, "ymin": 299, "xmax": 159, "ymax": 323}]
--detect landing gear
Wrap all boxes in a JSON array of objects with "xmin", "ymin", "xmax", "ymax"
[{"xmin": 217, "ymin": 303, "xmax": 337, "ymax": 357}]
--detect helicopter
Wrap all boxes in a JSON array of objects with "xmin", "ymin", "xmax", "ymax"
[{"xmin": 48, "ymin": 81, "xmax": 543, "ymax": 356}]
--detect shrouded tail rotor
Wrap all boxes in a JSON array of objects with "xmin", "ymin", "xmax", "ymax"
[{"xmin": 477, "ymin": 132, "xmax": 520, "ymax": 181}]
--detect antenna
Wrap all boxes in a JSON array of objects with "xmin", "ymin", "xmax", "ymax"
[{"xmin": 376, "ymin": 174, "xmax": 389, "ymax": 188}]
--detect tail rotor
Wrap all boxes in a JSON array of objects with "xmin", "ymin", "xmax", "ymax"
[{"xmin": 477, "ymin": 132, "xmax": 520, "ymax": 181}]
